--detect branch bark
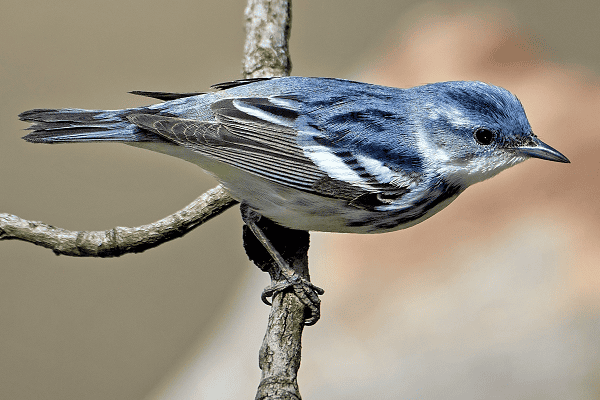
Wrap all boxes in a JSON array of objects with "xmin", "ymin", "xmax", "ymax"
[
  {"xmin": 243, "ymin": 0, "xmax": 292, "ymax": 79},
  {"xmin": 243, "ymin": 216, "xmax": 310, "ymax": 400},
  {"xmin": 0, "ymin": 185, "xmax": 236, "ymax": 256}
]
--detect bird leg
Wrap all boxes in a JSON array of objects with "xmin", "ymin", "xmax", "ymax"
[{"xmin": 241, "ymin": 202, "xmax": 324, "ymax": 325}]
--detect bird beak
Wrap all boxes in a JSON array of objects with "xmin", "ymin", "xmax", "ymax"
[{"xmin": 517, "ymin": 137, "xmax": 570, "ymax": 163}]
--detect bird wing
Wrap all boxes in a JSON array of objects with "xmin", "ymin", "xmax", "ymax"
[{"xmin": 127, "ymin": 96, "xmax": 415, "ymax": 209}]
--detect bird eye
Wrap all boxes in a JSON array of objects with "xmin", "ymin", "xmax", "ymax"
[{"xmin": 474, "ymin": 128, "xmax": 495, "ymax": 145}]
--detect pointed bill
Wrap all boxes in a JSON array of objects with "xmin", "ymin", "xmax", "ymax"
[{"xmin": 517, "ymin": 137, "xmax": 570, "ymax": 163}]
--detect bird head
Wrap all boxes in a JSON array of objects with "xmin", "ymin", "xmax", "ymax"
[{"xmin": 414, "ymin": 81, "xmax": 569, "ymax": 187}]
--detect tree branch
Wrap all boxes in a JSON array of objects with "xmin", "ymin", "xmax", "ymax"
[
  {"xmin": 241, "ymin": 2, "xmax": 314, "ymax": 400},
  {"xmin": 243, "ymin": 0, "xmax": 292, "ymax": 79},
  {"xmin": 0, "ymin": 185, "xmax": 237, "ymax": 256},
  {"xmin": 243, "ymin": 215, "xmax": 309, "ymax": 400}
]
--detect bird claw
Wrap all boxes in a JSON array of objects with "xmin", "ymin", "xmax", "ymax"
[
  {"xmin": 241, "ymin": 202, "xmax": 324, "ymax": 325},
  {"xmin": 261, "ymin": 273, "xmax": 325, "ymax": 326}
]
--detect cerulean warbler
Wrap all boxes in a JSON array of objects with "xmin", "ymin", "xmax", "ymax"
[{"xmin": 20, "ymin": 77, "xmax": 569, "ymax": 234}]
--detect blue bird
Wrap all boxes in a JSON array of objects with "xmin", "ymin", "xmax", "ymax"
[
  {"xmin": 20, "ymin": 77, "xmax": 569, "ymax": 234},
  {"xmin": 20, "ymin": 77, "xmax": 570, "ymax": 323}
]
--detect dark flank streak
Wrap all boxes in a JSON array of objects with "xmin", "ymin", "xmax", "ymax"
[
  {"xmin": 333, "ymin": 150, "xmax": 354, "ymax": 159},
  {"xmin": 346, "ymin": 179, "xmax": 462, "ymax": 230}
]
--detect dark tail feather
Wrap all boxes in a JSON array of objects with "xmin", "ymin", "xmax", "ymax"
[{"xmin": 20, "ymin": 108, "xmax": 168, "ymax": 143}]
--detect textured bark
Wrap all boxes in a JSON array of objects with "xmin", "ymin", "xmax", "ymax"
[
  {"xmin": 244, "ymin": 217, "xmax": 309, "ymax": 400},
  {"xmin": 243, "ymin": 0, "xmax": 292, "ymax": 79},
  {"xmin": 256, "ymin": 293, "xmax": 305, "ymax": 400},
  {"xmin": 0, "ymin": 185, "xmax": 237, "ymax": 256}
]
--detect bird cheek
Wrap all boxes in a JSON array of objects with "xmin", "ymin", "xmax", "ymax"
[{"xmin": 451, "ymin": 153, "xmax": 477, "ymax": 167}]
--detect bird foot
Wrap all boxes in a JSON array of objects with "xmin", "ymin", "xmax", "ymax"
[
  {"xmin": 241, "ymin": 202, "xmax": 324, "ymax": 325},
  {"xmin": 261, "ymin": 273, "xmax": 325, "ymax": 326}
]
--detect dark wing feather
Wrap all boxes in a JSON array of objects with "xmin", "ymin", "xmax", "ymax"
[
  {"xmin": 210, "ymin": 78, "xmax": 274, "ymax": 90},
  {"xmin": 129, "ymin": 91, "xmax": 204, "ymax": 101},
  {"xmin": 127, "ymin": 101, "xmax": 329, "ymax": 193}
]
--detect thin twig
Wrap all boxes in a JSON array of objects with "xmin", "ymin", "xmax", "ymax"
[{"xmin": 0, "ymin": 185, "xmax": 237, "ymax": 256}]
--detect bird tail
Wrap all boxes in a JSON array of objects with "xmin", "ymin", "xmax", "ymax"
[{"xmin": 19, "ymin": 108, "xmax": 166, "ymax": 143}]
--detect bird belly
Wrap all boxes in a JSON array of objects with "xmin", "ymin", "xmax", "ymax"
[
  {"xmin": 128, "ymin": 142, "xmax": 460, "ymax": 234},
  {"xmin": 224, "ymin": 177, "xmax": 461, "ymax": 234}
]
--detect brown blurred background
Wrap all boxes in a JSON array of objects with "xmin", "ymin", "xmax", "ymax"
[{"xmin": 1, "ymin": 1, "xmax": 599, "ymax": 399}]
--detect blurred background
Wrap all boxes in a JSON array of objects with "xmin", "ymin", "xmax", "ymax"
[{"xmin": 1, "ymin": 0, "xmax": 599, "ymax": 399}]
